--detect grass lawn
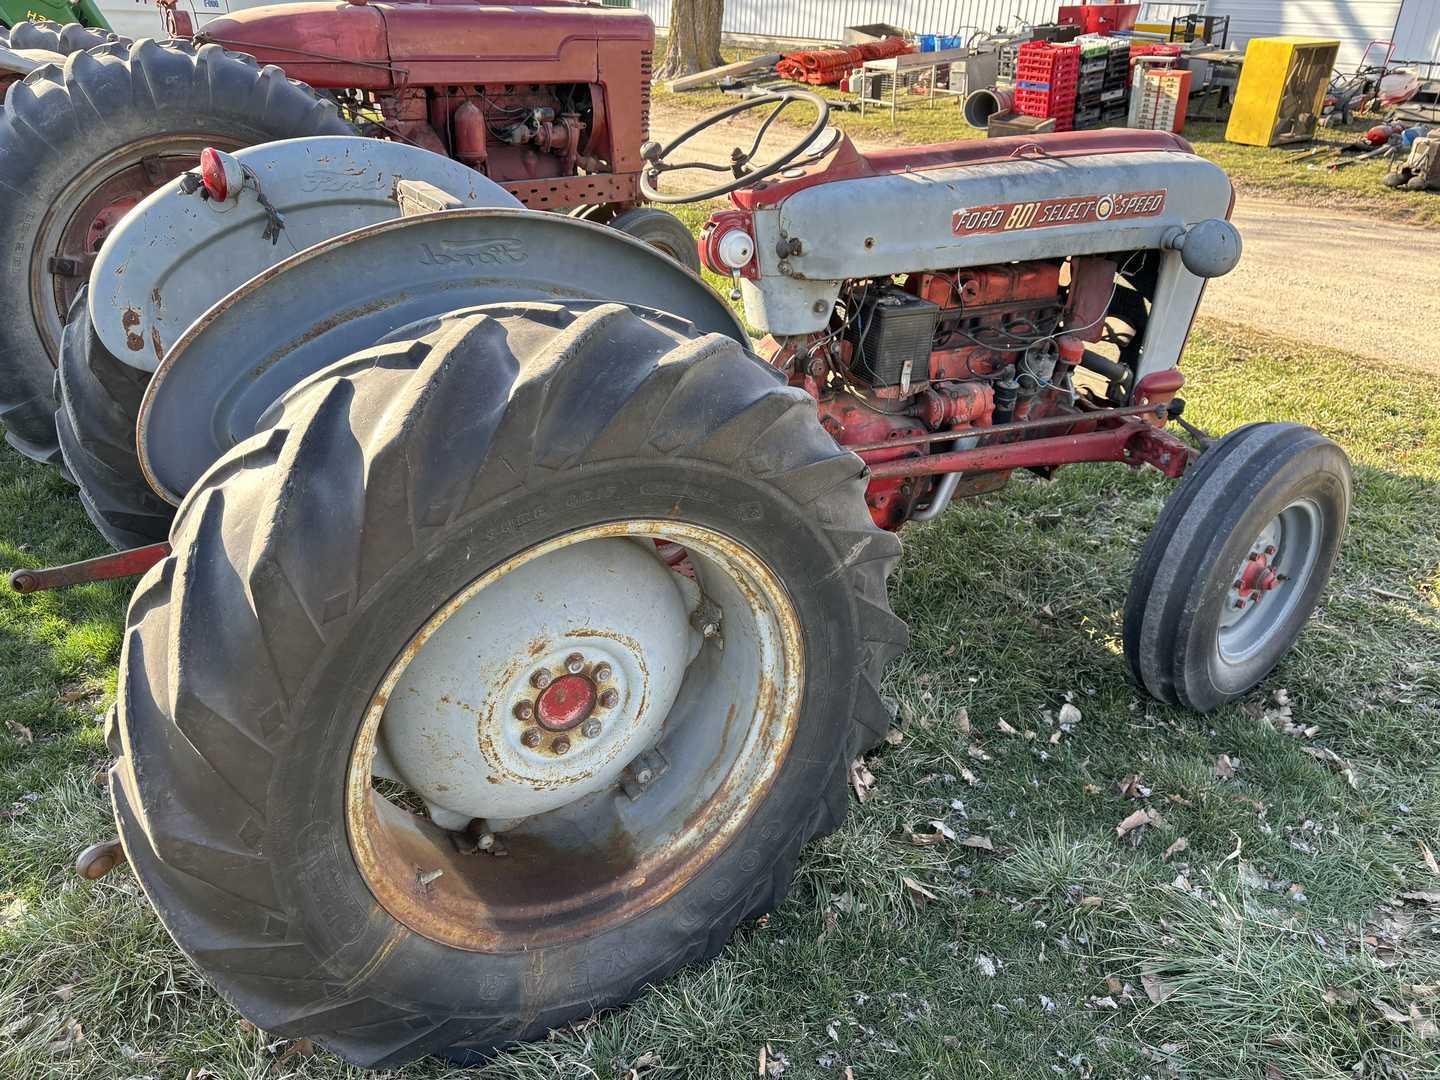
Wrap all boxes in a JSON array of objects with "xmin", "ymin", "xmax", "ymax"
[
  {"xmin": 1, "ymin": 304, "xmax": 1438, "ymax": 1079},
  {"xmin": 652, "ymin": 47, "xmax": 1440, "ymax": 227}
]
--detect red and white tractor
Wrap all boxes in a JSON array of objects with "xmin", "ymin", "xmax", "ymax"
[{"xmin": 19, "ymin": 89, "xmax": 1349, "ymax": 1069}]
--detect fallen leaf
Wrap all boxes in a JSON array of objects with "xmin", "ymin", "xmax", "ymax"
[
  {"xmin": 58, "ymin": 686, "xmax": 98, "ymax": 703},
  {"xmin": 844, "ymin": 1068, "xmax": 856, "ymax": 1080},
  {"xmin": 822, "ymin": 909, "xmax": 838, "ymax": 935},
  {"xmin": 1087, "ymin": 995, "xmax": 1119, "ymax": 1010},
  {"xmin": 5, "ymin": 721, "xmax": 33, "ymax": 745},
  {"xmin": 959, "ymin": 834, "xmax": 995, "ymax": 852},
  {"xmin": 975, "ymin": 954, "xmax": 997, "ymax": 977},
  {"xmin": 1265, "ymin": 1064, "xmax": 1287, "ymax": 1080},
  {"xmin": 848, "ymin": 759, "xmax": 876, "ymax": 803},
  {"xmin": 1302, "ymin": 746, "xmax": 1359, "ymax": 790},
  {"xmin": 959, "ymin": 767, "xmax": 978, "ymax": 786},
  {"xmin": 1398, "ymin": 890, "xmax": 1440, "ymax": 905},
  {"xmin": 953, "ymin": 708, "xmax": 971, "ymax": 735},
  {"xmin": 1323, "ymin": 986, "xmax": 1357, "ymax": 1006},
  {"xmin": 1082, "ymin": 783, "xmax": 1102, "ymax": 796},
  {"xmin": 903, "ymin": 821, "xmax": 954, "ymax": 846},
  {"xmin": 1214, "ymin": 754, "xmax": 1237, "ymax": 779},
  {"xmin": 1162, "ymin": 836, "xmax": 1188, "ymax": 861},
  {"xmin": 1058, "ymin": 703, "xmax": 1082, "ymax": 727},
  {"xmin": 1116, "ymin": 808, "xmax": 1156, "ymax": 839},
  {"xmin": 1116, "ymin": 774, "xmax": 1151, "ymax": 799},
  {"xmin": 1372, "ymin": 997, "xmax": 1410, "ymax": 1025},
  {"xmin": 1238, "ymin": 861, "xmax": 1269, "ymax": 890},
  {"xmin": 47, "ymin": 1018, "xmax": 83, "ymax": 1056},
  {"xmin": 52, "ymin": 984, "xmax": 75, "ymax": 1002},
  {"xmin": 277, "ymin": 1038, "xmax": 315, "ymax": 1062},
  {"xmin": 884, "ymin": 728, "xmax": 904, "ymax": 747},
  {"xmin": 1422, "ymin": 842, "xmax": 1440, "ymax": 878},
  {"xmin": 1077, "ymin": 896, "xmax": 1102, "ymax": 910},
  {"xmin": 967, "ymin": 745, "xmax": 992, "ymax": 763},
  {"xmin": 997, "ymin": 719, "xmax": 1019, "ymax": 736},
  {"xmin": 1141, "ymin": 972, "xmax": 1176, "ymax": 1005},
  {"xmin": 902, "ymin": 876, "xmax": 940, "ymax": 902}
]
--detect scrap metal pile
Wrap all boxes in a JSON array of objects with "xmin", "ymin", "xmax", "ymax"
[{"xmin": 775, "ymin": 36, "xmax": 912, "ymax": 85}]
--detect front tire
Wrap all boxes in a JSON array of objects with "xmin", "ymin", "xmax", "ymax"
[
  {"xmin": 0, "ymin": 38, "xmax": 353, "ymax": 466},
  {"xmin": 109, "ymin": 301, "xmax": 905, "ymax": 1067},
  {"xmin": 609, "ymin": 206, "xmax": 703, "ymax": 276},
  {"xmin": 1124, "ymin": 422, "xmax": 1351, "ymax": 711}
]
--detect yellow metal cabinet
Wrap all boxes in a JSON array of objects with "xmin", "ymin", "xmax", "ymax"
[{"xmin": 1225, "ymin": 36, "xmax": 1340, "ymax": 146}]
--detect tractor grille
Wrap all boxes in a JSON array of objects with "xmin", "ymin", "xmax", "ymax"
[{"xmin": 640, "ymin": 48, "xmax": 652, "ymax": 139}]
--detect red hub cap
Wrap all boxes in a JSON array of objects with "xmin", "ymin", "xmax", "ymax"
[
  {"xmin": 1237, "ymin": 553, "xmax": 1279, "ymax": 601},
  {"xmin": 535, "ymin": 674, "xmax": 597, "ymax": 731}
]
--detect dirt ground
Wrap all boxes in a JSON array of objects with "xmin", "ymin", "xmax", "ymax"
[{"xmin": 649, "ymin": 111, "xmax": 1440, "ymax": 373}]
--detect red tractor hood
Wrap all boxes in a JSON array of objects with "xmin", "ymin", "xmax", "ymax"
[{"xmin": 196, "ymin": 1, "xmax": 653, "ymax": 90}]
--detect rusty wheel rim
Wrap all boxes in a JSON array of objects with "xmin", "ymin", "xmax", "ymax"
[
  {"xmin": 346, "ymin": 520, "xmax": 804, "ymax": 951},
  {"xmin": 29, "ymin": 135, "xmax": 242, "ymax": 361}
]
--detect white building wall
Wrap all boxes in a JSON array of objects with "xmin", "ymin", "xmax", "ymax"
[
  {"xmin": 1392, "ymin": 0, "xmax": 1440, "ymax": 63},
  {"xmin": 634, "ymin": 1, "xmax": 1438, "ymax": 69}
]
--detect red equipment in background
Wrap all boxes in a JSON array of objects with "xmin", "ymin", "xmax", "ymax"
[
  {"xmin": 1015, "ymin": 42, "xmax": 1080, "ymax": 131},
  {"xmin": 187, "ymin": 0, "xmax": 655, "ymax": 212},
  {"xmin": 776, "ymin": 37, "xmax": 912, "ymax": 86},
  {"xmin": 1058, "ymin": 4, "xmax": 1140, "ymax": 34}
]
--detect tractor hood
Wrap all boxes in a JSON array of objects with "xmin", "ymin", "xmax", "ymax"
[{"xmin": 197, "ymin": 0, "xmax": 653, "ymax": 90}]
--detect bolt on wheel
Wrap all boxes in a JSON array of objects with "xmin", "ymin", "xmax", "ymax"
[{"xmin": 1216, "ymin": 499, "xmax": 1324, "ymax": 665}]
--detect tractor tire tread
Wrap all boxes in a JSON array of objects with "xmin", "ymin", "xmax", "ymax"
[{"xmin": 113, "ymin": 301, "xmax": 903, "ymax": 1067}]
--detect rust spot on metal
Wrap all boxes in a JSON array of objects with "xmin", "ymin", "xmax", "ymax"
[
  {"xmin": 122, "ymin": 308, "xmax": 140, "ymax": 329},
  {"xmin": 126, "ymin": 332, "xmax": 145, "ymax": 352},
  {"xmin": 151, "ymin": 326, "xmax": 164, "ymax": 364}
]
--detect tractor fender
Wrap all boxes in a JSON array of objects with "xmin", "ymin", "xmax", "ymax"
[
  {"xmin": 0, "ymin": 44, "xmax": 65, "ymax": 75},
  {"xmin": 136, "ymin": 207, "xmax": 748, "ymax": 503},
  {"xmin": 91, "ymin": 136, "xmax": 521, "ymax": 372}
]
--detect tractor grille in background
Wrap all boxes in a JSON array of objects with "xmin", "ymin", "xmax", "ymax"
[{"xmin": 640, "ymin": 48, "xmax": 652, "ymax": 139}]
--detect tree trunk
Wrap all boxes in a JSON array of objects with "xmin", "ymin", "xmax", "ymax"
[{"xmin": 655, "ymin": 0, "xmax": 725, "ymax": 81}]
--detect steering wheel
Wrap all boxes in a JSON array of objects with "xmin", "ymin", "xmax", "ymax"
[{"xmin": 639, "ymin": 90, "xmax": 833, "ymax": 204}]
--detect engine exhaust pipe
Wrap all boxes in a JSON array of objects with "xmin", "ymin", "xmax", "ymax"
[{"xmin": 964, "ymin": 87, "xmax": 1015, "ymax": 128}]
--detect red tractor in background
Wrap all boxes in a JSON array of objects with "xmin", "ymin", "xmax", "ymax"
[{"xmin": 0, "ymin": 0, "xmax": 693, "ymax": 470}]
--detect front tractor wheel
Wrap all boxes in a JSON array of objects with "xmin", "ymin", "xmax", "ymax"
[
  {"xmin": 108, "ymin": 301, "xmax": 904, "ymax": 1067},
  {"xmin": 1124, "ymin": 422, "xmax": 1351, "ymax": 711}
]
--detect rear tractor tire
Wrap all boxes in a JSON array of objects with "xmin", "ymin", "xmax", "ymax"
[
  {"xmin": 55, "ymin": 287, "xmax": 174, "ymax": 548},
  {"xmin": 6, "ymin": 18, "xmax": 119, "ymax": 53},
  {"xmin": 0, "ymin": 37, "xmax": 353, "ymax": 466},
  {"xmin": 1124, "ymin": 422, "xmax": 1351, "ymax": 711},
  {"xmin": 109, "ymin": 301, "xmax": 906, "ymax": 1067}
]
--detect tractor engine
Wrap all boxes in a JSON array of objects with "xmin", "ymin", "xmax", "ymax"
[{"xmin": 760, "ymin": 257, "xmax": 1133, "ymax": 530}]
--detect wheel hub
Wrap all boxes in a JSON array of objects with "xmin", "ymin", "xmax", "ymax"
[
  {"xmin": 534, "ymin": 672, "xmax": 598, "ymax": 731},
  {"xmin": 374, "ymin": 537, "xmax": 700, "ymax": 827},
  {"xmin": 1217, "ymin": 499, "xmax": 1323, "ymax": 664}
]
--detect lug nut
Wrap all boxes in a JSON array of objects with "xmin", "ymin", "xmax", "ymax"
[
  {"xmin": 581, "ymin": 719, "xmax": 603, "ymax": 738},
  {"xmin": 635, "ymin": 767, "xmax": 655, "ymax": 785},
  {"xmin": 565, "ymin": 653, "xmax": 585, "ymax": 674},
  {"xmin": 553, "ymin": 736, "xmax": 571, "ymax": 755},
  {"xmin": 531, "ymin": 669, "xmax": 553, "ymax": 690},
  {"xmin": 599, "ymin": 688, "xmax": 619, "ymax": 709},
  {"xmin": 1233, "ymin": 599, "xmax": 1246, "ymax": 609},
  {"xmin": 593, "ymin": 662, "xmax": 612, "ymax": 683},
  {"xmin": 702, "ymin": 622, "xmax": 720, "ymax": 639},
  {"xmin": 513, "ymin": 701, "xmax": 534, "ymax": 721},
  {"xmin": 521, "ymin": 728, "xmax": 542, "ymax": 748},
  {"xmin": 1265, "ymin": 545, "xmax": 1276, "ymax": 555}
]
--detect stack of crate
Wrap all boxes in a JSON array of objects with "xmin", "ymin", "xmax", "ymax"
[
  {"xmin": 997, "ymin": 43, "xmax": 1021, "ymax": 87},
  {"xmin": 1014, "ymin": 41, "xmax": 1080, "ymax": 131},
  {"xmin": 1073, "ymin": 34, "xmax": 1131, "ymax": 129}
]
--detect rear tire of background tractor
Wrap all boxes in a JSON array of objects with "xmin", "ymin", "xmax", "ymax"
[
  {"xmin": 55, "ymin": 287, "xmax": 174, "ymax": 549},
  {"xmin": 1124, "ymin": 422, "xmax": 1351, "ymax": 712},
  {"xmin": 5, "ymin": 19, "xmax": 118, "ymax": 53},
  {"xmin": 108, "ymin": 301, "xmax": 905, "ymax": 1068},
  {"xmin": 0, "ymin": 38, "xmax": 354, "ymax": 467},
  {"xmin": 609, "ymin": 207, "xmax": 704, "ymax": 276}
]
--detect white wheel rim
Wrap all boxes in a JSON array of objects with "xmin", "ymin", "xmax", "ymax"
[
  {"xmin": 346, "ymin": 520, "xmax": 805, "ymax": 950},
  {"xmin": 1216, "ymin": 497, "xmax": 1324, "ymax": 665}
]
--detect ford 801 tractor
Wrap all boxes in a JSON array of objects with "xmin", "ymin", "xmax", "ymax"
[{"xmin": 15, "ymin": 91, "xmax": 1349, "ymax": 1069}]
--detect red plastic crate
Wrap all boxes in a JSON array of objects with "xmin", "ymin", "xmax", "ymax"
[{"xmin": 1016, "ymin": 41, "xmax": 1080, "ymax": 88}]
